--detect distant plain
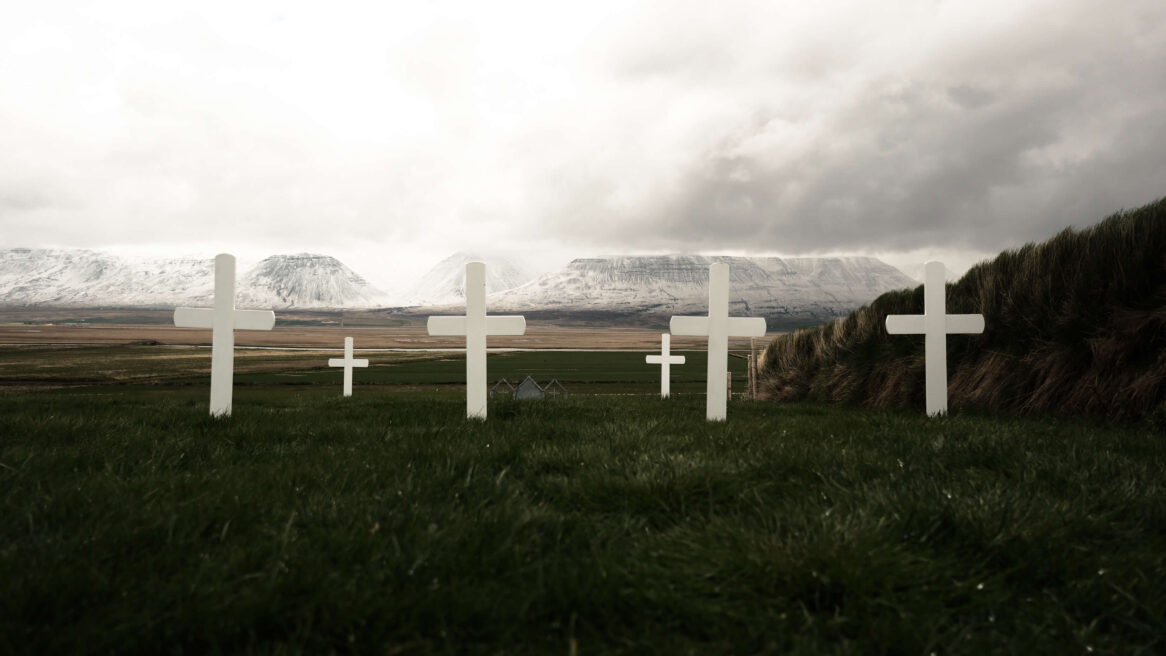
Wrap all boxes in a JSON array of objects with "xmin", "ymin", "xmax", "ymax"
[{"xmin": 0, "ymin": 309, "xmax": 765, "ymax": 352}]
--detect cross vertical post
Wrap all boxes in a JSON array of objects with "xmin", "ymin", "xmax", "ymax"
[
  {"xmin": 211, "ymin": 253, "xmax": 236, "ymax": 414},
  {"xmin": 427, "ymin": 262, "xmax": 526, "ymax": 419},
  {"xmin": 645, "ymin": 333, "xmax": 685, "ymax": 398},
  {"xmin": 173, "ymin": 253, "xmax": 276, "ymax": 417},
  {"xmin": 885, "ymin": 261, "xmax": 985, "ymax": 416},
  {"xmin": 670, "ymin": 263, "xmax": 766, "ymax": 421},
  {"xmin": 466, "ymin": 261, "xmax": 488, "ymax": 417},
  {"xmin": 328, "ymin": 336, "xmax": 369, "ymax": 397}
]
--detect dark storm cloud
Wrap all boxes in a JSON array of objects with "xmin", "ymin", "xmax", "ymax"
[
  {"xmin": 667, "ymin": 82, "xmax": 1075, "ymax": 252},
  {"xmin": 538, "ymin": 0, "xmax": 1166, "ymax": 255}
]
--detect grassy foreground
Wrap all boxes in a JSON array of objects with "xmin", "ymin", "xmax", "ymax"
[{"xmin": 1, "ymin": 387, "xmax": 1163, "ymax": 654}]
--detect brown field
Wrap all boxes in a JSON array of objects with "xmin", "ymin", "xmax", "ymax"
[{"xmin": 0, "ymin": 308, "xmax": 771, "ymax": 351}]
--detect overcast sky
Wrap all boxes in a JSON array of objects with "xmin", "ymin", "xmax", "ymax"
[{"xmin": 2, "ymin": 0, "xmax": 1164, "ymax": 290}]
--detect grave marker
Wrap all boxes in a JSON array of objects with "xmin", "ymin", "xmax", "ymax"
[
  {"xmin": 173, "ymin": 253, "xmax": 275, "ymax": 417},
  {"xmin": 645, "ymin": 333, "xmax": 685, "ymax": 398},
  {"xmin": 427, "ymin": 262, "xmax": 526, "ymax": 419},
  {"xmin": 544, "ymin": 380, "xmax": 568, "ymax": 398},
  {"xmin": 328, "ymin": 336, "xmax": 369, "ymax": 397},
  {"xmin": 885, "ymin": 261, "xmax": 985, "ymax": 416},
  {"xmin": 670, "ymin": 263, "xmax": 766, "ymax": 421},
  {"xmin": 514, "ymin": 376, "xmax": 545, "ymax": 400},
  {"xmin": 489, "ymin": 378, "xmax": 516, "ymax": 399}
]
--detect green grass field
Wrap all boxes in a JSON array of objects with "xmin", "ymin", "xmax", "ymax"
[
  {"xmin": 1, "ymin": 347, "xmax": 1163, "ymax": 654},
  {"xmin": 0, "ymin": 345, "xmax": 750, "ymax": 394}
]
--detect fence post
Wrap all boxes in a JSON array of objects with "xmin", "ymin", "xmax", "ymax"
[{"xmin": 749, "ymin": 338, "xmax": 757, "ymax": 400}]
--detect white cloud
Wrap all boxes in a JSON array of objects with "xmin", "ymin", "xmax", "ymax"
[{"xmin": 1, "ymin": 0, "xmax": 1163, "ymax": 287}]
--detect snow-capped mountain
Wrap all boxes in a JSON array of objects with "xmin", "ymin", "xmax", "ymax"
[
  {"xmin": 0, "ymin": 249, "xmax": 388, "ymax": 309},
  {"xmin": 403, "ymin": 252, "xmax": 534, "ymax": 306},
  {"xmin": 486, "ymin": 255, "xmax": 915, "ymax": 322},
  {"xmin": 0, "ymin": 248, "xmax": 216, "ymax": 307},
  {"xmin": 0, "ymin": 249, "xmax": 913, "ymax": 320},
  {"xmin": 237, "ymin": 254, "xmax": 389, "ymax": 309}
]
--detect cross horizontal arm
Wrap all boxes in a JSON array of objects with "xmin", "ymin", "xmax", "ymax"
[
  {"xmin": 485, "ymin": 316, "xmax": 526, "ymax": 336},
  {"xmin": 173, "ymin": 307, "xmax": 214, "ymax": 328},
  {"xmin": 727, "ymin": 317, "xmax": 767, "ymax": 337},
  {"xmin": 885, "ymin": 315, "xmax": 925, "ymax": 334},
  {"xmin": 670, "ymin": 316, "xmax": 710, "ymax": 336},
  {"xmin": 427, "ymin": 316, "xmax": 467, "ymax": 336},
  {"xmin": 946, "ymin": 314, "xmax": 985, "ymax": 334},
  {"xmin": 329, "ymin": 358, "xmax": 370, "ymax": 367},
  {"xmin": 235, "ymin": 310, "xmax": 276, "ymax": 331},
  {"xmin": 646, "ymin": 355, "xmax": 685, "ymax": 364}
]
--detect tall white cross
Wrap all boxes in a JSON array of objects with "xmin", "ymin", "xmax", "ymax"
[
  {"xmin": 173, "ymin": 253, "xmax": 275, "ymax": 417},
  {"xmin": 328, "ymin": 336, "xmax": 369, "ymax": 397},
  {"xmin": 670, "ymin": 263, "xmax": 767, "ymax": 421},
  {"xmin": 427, "ymin": 262, "xmax": 526, "ymax": 419},
  {"xmin": 885, "ymin": 261, "xmax": 985, "ymax": 417},
  {"xmin": 645, "ymin": 333, "xmax": 685, "ymax": 399}
]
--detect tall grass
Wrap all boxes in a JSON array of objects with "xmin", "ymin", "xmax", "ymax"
[
  {"xmin": 1, "ymin": 388, "xmax": 1163, "ymax": 653},
  {"xmin": 759, "ymin": 197, "xmax": 1166, "ymax": 423}
]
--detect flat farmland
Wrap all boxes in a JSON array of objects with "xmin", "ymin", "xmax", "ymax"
[
  {"xmin": 0, "ymin": 321, "xmax": 765, "ymax": 352},
  {"xmin": 0, "ymin": 345, "xmax": 750, "ymax": 398},
  {"xmin": 0, "ymin": 315, "xmax": 767, "ymax": 398},
  {"xmin": 0, "ymin": 320, "xmax": 760, "ymax": 398}
]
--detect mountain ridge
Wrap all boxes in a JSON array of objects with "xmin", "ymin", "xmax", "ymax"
[
  {"xmin": 0, "ymin": 249, "xmax": 388, "ymax": 309},
  {"xmin": 487, "ymin": 255, "xmax": 914, "ymax": 321},
  {"xmin": 237, "ymin": 254, "xmax": 389, "ymax": 309},
  {"xmin": 1, "ymin": 249, "xmax": 915, "ymax": 325},
  {"xmin": 402, "ymin": 252, "xmax": 535, "ymax": 307},
  {"xmin": 407, "ymin": 254, "xmax": 916, "ymax": 329}
]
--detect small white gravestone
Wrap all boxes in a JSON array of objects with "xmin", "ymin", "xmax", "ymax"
[
  {"xmin": 886, "ymin": 261, "xmax": 985, "ymax": 417},
  {"xmin": 173, "ymin": 253, "xmax": 275, "ymax": 417},
  {"xmin": 670, "ymin": 263, "xmax": 766, "ymax": 421},
  {"xmin": 645, "ymin": 333, "xmax": 685, "ymax": 398},
  {"xmin": 328, "ymin": 336, "xmax": 369, "ymax": 397},
  {"xmin": 427, "ymin": 262, "xmax": 526, "ymax": 419}
]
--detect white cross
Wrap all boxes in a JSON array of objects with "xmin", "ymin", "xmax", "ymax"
[
  {"xmin": 328, "ymin": 336, "xmax": 369, "ymax": 397},
  {"xmin": 670, "ymin": 263, "xmax": 766, "ymax": 421},
  {"xmin": 427, "ymin": 261, "xmax": 526, "ymax": 419},
  {"xmin": 173, "ymin": 253, "xmax": 275, "ymax": 417},
  {"xmin": 645, "ymin": 333, "xmax": 685, "ymax": 398},
  {"xmin": 885, "ymin": 261, "xmax": 984, "ymax": 417}
]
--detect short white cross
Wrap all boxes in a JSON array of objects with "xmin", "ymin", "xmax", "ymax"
[
  {"xmin": 328, "ymin": 336, "xmax": 369, "ymax": 397},
  {"xmin": 427, "ymin": 261, "xmax": 526, "ymax": 419},
  {"xmin": 173, "ymin": 253, "xmax": 275, "ymax": 417},
  {"xmin": 645, "ymin": 333, "xmax": 685, "ymax": 399},
  {"xmin": 670, "ymin": 263, "xmax": 766, "ymax": 421},
  {"xmin": 885, "ymin": 261, "xmax": 985, "ymax": 417}
]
